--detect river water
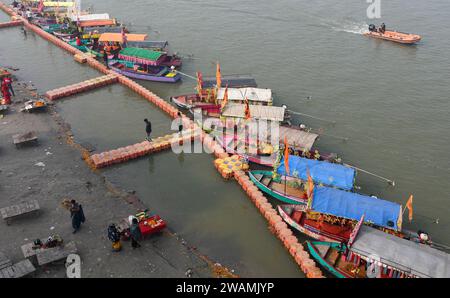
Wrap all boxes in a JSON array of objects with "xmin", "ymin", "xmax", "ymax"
[{"xmin": 1, "ymin": 0, "xmax": 449, "ymax": 277}]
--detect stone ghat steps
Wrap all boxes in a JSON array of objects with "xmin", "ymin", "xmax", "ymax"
[
  {"xmin": 0, "ymin": 20, "xmax": 22, "ymax": 28},
  {"xmin": 45, "ymin": 74, "xmax": 118, "ymax": 100},
  {"xmin": 90, "ymin": 130, "xmax": 201, "ymax": 169}
]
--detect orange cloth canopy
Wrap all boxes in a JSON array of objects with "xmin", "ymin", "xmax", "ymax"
[
  {"xmin": 79, "ymin": 19, "xmax": 117, "ymax": 27},
  {"xmin": 98, "ymin": 33, "xmax": 148, "ymax": 43}
]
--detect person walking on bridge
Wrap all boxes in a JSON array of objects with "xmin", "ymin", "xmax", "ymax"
[{"xmin": 144, "ymin": 118, "xmax": 152, "ymax": 141}]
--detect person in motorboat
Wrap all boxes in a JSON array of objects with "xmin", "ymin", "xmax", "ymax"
[
  {"xmin": 379, "ymin": 23, "xmax": 386, "ymax": 34},
  {"xmin": 368, "ymin": 24, "xmax": 376, "ymax": 32}
]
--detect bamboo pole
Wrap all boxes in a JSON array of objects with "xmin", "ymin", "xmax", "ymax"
[{"xmin": 344, "ymin": 163, "xmax": 395, "ymax": 186}]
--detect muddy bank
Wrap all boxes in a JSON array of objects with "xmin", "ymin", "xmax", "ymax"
[{"xmin": 0, "ymin": 77, "xmax": 236, "ymax": 277}]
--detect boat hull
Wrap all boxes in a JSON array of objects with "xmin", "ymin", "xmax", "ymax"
[
  {"xmin": 364, "ymin": 31, "xmax": 421, "ymax": 44},
  {"xmin": 278, "ymin": 205, "xmax": 350, "ymax": 243},
  {"xmin": 306, "ymin": 241, "xmax": 350, "ymax": 278},
  {"xmin": 110, "ymin": 64, "xmax": 181, "ymax": 83},
  {"xmin": 249, "ymin": 170, "xmax": 307, "ymax": 205}
]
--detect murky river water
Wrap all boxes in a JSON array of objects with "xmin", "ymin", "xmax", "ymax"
[{"xmin": 1, "ymin": 0, "xmax": 449, "ymax": 277}]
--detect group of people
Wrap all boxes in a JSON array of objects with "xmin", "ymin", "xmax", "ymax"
[
  {"xmin": 369, "ymin": 23, "xmax": 386, "ymax": 34},
  {"xmin": 1, "ymin": 76, "xmax": 14, "ymax": 105},
  {"xmin": 107, "ymin": 217, "xmax": 142, "ymax": 252},
  {"xmin": 144, "ymin": 112, "xmax": 184, "ymax": 141}
]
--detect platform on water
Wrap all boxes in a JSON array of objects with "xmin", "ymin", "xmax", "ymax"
[
  {"xmin": 45, "ymin": 74, "xmax": 118, "ymax": 100},
  {"xmin": 90, "ymin": 129, "xmax": 202, "ymax": 169}
]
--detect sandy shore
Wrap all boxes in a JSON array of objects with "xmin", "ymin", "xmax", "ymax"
[{"xmin": 0, "ymin": 76, "xmax": 235, "ymax": 278}]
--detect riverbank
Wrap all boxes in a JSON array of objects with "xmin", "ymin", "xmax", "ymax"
[{"xmin": 0, "ymin": 77, "xmax": 236, "ymax": 277}]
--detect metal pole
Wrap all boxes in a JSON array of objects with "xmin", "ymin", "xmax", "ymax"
[{"xmin": 344, "ymin": 163, "xmax": 395, "ymax": 186}]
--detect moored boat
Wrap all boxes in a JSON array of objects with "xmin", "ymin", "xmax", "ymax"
[
  {"xmin": 306, "ymin": 225, "xmax": 450, "ymax": 278},
  {"xmin": 118, "ymin": 47, "xmax": 182, "ymax": 68},
  {"xmin": 249, "ymin": 170, "xmax": 308, "ymax": 205},
  {"xmin": 109, "ymin": 60, "xmax": 181, "ymax": 83}
]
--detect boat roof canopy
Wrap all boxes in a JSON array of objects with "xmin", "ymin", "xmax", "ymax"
[
  {"xmin": 217, "ymin": 88, "xmax": 272, "ymax": 103},
  {"xmin": 311, "ymin": 187, "xmax": 402, "ymax": 230},
  {"xmin": 98, "ymin": 33, "xmax": 148, "ymax": 43},
  {"xmin": 71, "ymin": 13, "xmax": 110, "ymax": 21},
  {"xmin": 277, "ymin": 155, "xmax": 355, "ymax": 190},
  {"xmin": 79, "ymin": 19, "xmax": 116, "ymax": 28},
  {"xmin": 82, "ymin": 26, "xmax": 122, "ymax": 34},
  {"xmin": 351, "ymin": 225, "xmax": 450, "ymax": 278},
  {"xmin": 42, "ymin": 1, "xmax": 74, "ymax": 7},
  {"xmin": 279, "ymin": 126, "xmax": 318, "ymax": 151},
  {"xmin": 119, "ymin": 47, "xmax": 164, "ymax": 61},
  {"xmin": 125, "ymin": 41, "xmax": 169, "ymax": 49},
  {"xmin": 202, "ymin": 75, "xmax": 257, "ymax": 88},
  {"xmin": 221, "ymin": 104, "xmax": 285, "ymax": 122}
]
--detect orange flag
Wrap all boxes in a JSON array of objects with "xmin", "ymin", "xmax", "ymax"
[
  {"xmin": 405, "ymin": 195, "xmax": 413, "ymax": 222},
  {"xmin": 220, "ymin": 85, "xmax": 229, "ymax": 111},
  {"xmin": 284, "ymin": 137, "xmax": 289, "ymax": 175},
  {"xmin": 307, "ymin": 168, "xmax": 314, "ymax": 200},
  {"xmin": 196, "ymin": 72, "xmax": 203, "ymax": 98},
  {"xmin": 244, "ymin": 98, "xmax": 251, "ymax": 120},
  {"xmin": 216, "ymin": 63, "xmax": 221, "ymax": 89}
]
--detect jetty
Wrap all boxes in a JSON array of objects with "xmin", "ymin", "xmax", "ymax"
[{"xmin": 0, "ymin": 1, "xmax": 324, "ymax": 278}]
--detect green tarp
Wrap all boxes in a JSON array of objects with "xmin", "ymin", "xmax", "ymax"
[{"xmin": 119, "ymin": 47, "xmax": 163, "ymax": 61}]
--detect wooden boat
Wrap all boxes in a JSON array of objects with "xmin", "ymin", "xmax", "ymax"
[
  {"xmin": 53, "ymin": 30, "xmax": 77, "ymax": 40},
  {"xmin": 202, "ymin": 74, "xmax": 257, "ymax": 88},
  {"xmin": 306, "ymin": 225, "xmax": 450, "ymax": 278},
  {"xmin": 118, "ymin": 47, "xmax": 182, "ymax": 68},
  {"xmin": 364, "ymin": 25, "xmax": 421, "ymax": 44},
  {"xmin": 278, "ymin": 205, "xmax": 353, "ymax": 243},
  {"xmin": 249, "ymin": 170, "xmax": 308, "ymax": 205},
  {"xmin": 68, "ymin": 39, "xmax": 89, "ymax": 52},
  {"xmin": 109, "ymin": 61, "xmax": 181, "ymax": 83},
  {"xmin": 171, "ymin": 87, "xmax": 272, "ymax": 109}
]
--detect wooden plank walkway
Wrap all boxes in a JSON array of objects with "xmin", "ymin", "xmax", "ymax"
[
  {"xmin": 90, "ymin": 129, "xmax": 201, "ymax": 169},
  {"xmin": 45, "ymin": 74, "xmax": 118, "ymax": 101},
  {"xmin": 0, "ymin": 200, "xmax": 40, "ymax": 225}
]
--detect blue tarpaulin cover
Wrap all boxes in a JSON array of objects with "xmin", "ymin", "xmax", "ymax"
[
  {"xmin": 311, "ymin": 186, "xmax": 401, "ymax": 230},
  {"xmin": 277, "ymin": 155, "xmax": 355, "ymax": 190}
]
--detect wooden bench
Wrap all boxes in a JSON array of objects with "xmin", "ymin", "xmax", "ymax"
[
  {"xmin": 36, "ymin": 241, "xmax": 78, "ymax": 266},
  {"xmin": 0, "ymin": 200, "xmax": 40, "ymax": 225},
  {"xmin": 0, "ymin": 259, "xmax": 36, "ymax": 278},
  {"xmin": 12, "ymin": 131, "xmax": 38, "ymax": 148}
]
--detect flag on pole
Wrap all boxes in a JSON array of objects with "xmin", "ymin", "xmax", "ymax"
[
  {"xmin": 38, "ymin": 0, "xmax": 44, "ymax": 13},
  {"xmin": 220, "ymin": 85, "xmax": 229, "ymax": 111},
  {"xmin": 283, "ymin": 137, "xmax": 289, "ymax": 176},
  {"xmin": 121, "ymin": 26, "xmax": 127, "ymax": 47},
  {"xmin": 216, "ymin": 62, "xmax": 221, "ymax": 89},
  {"xmin": 405, "ymin": 195, "xmax": 413, "ymax": 222},
  {"xmin": 306, "ymin": 168, "xmax": 314, "ymax": 205},
  {"xmin": 196, "ymin": 72, "xmax": 203, "ymax": 98},
  {"xmin": 244, "ymin": 97, "xmax": 251, "ymax": 120}
]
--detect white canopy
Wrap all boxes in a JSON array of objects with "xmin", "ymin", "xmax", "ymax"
[
  {"xmin": 216, "ymin": 88, "xmax": 272, "ymax": 103},
  {"xmin": 222, "ymin": 104, "xmax": 286, "ymax": 122},
  {"xmin": 70, "ymin": 13, "xmax": 110, "ymax": 21}
]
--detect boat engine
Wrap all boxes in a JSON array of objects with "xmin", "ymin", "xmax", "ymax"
[{"xmin": 368, "ymin": 24, "xmax": 376, "ymax": 32}]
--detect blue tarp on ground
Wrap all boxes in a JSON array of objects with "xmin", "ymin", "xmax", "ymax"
[
  {"xmin": 277, "ymin": 155, "xmax": 355, "ymax": 190},
  {"xmin": 311, "ymin": 186, "xmax": 401, "ymax": 230}
]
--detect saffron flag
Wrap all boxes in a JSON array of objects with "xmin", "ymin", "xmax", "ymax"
[
  {"xmin": 38, "ymin": 0, "xmax": 44, "ymax": 13},
  {"xmin": 221, "ymin": 85, "xmax": 229, "ymax": 111},
  {"xmin": 307, "ymin": 168, "xmax": 314, "ymax": 200},
  {"xmin": 405, "ymin": 195, "xmax": 413, "ymax": 222},
  {"xmin": 216, "ymin": 63, "xmax": 221, "ymax": 89},
  {"xmin": 196, "ymin": 72, "xmax": 203, "ymax": 97},
  {"xmin": 244, "ymin": 97, "xmax": 251, "ymax": 120},
  {"xmin": 283, "ymin": 137, "xmax": 289, "ymax": 176}
]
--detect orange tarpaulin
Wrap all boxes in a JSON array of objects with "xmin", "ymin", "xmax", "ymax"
[
  {"xmin": 79, "ymin": 19, "xmax": 117, "ymax": 28},
  {"xmin": 98, "ymin": 33, "xmax": 148, "ymax": 43}
]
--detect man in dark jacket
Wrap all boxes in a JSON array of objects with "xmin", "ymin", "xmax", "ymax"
[
  {"xmin": 70, "ymin": 200, "xmax": 85, "ymax": 234},
  {"xmin": 144, "ymin": 118, "xmax": 152, "ymax": 141},
  {"xmin": 130, "ymin": 218, "xmax": 142, "ymax": 249}
]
